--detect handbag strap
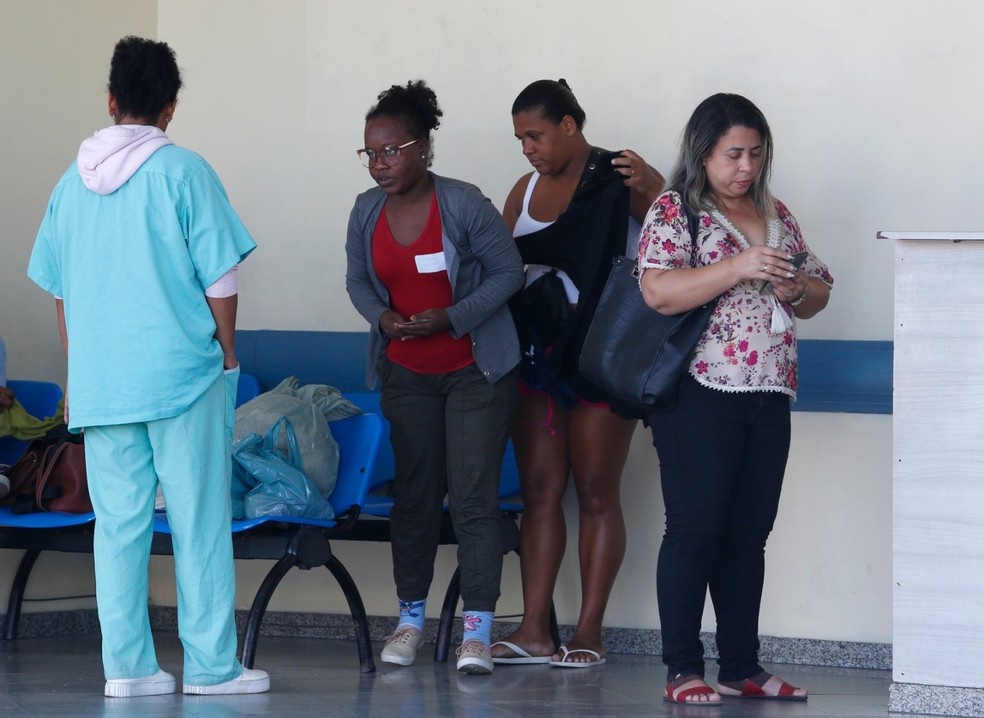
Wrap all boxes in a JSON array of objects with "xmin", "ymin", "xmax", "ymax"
[
  {"xmin": 35, "ymin": 441, "xmax": 72, "ymax": 504},
  {"xmin": 682, "ymin": 204, "xmax": 700, "ymax": 268}
]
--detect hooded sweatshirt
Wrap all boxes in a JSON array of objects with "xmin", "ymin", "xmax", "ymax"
[
  {"xmin": 73, "ymin": 125, "xmax": 237, "ymax": 297},
  {"xmin": 28, "ymin": 126, "xmax": 255, "ymax": 429},
  {"xmin": 77, "ymin": 124, "xmax": 173, "ymax": 195}
]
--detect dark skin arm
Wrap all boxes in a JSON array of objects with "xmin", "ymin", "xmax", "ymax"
[
  {"xmin": 206, "ymin": 294, "xmax": 239, "ymax": 369},
  {"xmin": 0, "ymin": 386, "xmax": 13, "ymax": 412},
  {"xmin": 55, "ymin": 297, "xmax": 68, "ymax": 423}
]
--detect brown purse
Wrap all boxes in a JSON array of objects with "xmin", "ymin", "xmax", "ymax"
[
  {"xmin": 1, "ymin": 439, "xmax": 45, "ymax": 508},
  {"xmin": 34, "ymin": 440, "xmax": 91, "ymax": 513}
]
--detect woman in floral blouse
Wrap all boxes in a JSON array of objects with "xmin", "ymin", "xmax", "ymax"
[{"xmin": 638, "ymin": 93, "xmax": 833, "ymax": 705}]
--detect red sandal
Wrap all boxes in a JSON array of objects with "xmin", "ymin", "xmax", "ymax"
[
  {"xmin": 663, "ymin": 675, "xmax": 723, "ymax": 705},
  {"xmin": 717, "ymin": 673, "xmax": 807, "ymax": 701}
]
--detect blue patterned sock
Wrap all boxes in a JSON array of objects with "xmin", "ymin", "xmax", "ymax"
[
  {"xmin": 396, "ymin": 599, "xmax": 426, "ymax": 632},
  {"xmin": 462, "ymin": 611, "xmax": 494, "ymax": 646}
]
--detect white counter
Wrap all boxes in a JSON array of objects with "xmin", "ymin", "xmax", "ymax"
[{"xmin": 882, "ymin": 230, "xmax": 984, "ymax": 716}]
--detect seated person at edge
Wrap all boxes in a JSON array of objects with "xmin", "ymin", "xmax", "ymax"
[
  {"xmin": 639, "ymin": 93, "xmax": 833, "ymax": 705},
  {"xmin": 490, "ymin": 79, "xmax": 665, "ymax": 668},
  {"xmin": 344, "ymin": 80, "xmax": 523, "ymax": 675},
  {"xmin": 27, "ymin": 36, "xmax": 267, "ymax": 697}
]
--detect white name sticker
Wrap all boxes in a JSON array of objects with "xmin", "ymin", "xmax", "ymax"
[{"xmin": 415, "ymin": 251, "xmax": 447, "ymax": 274}]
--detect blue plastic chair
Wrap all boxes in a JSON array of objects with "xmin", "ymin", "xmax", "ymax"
[
  {"xmin": 236, "ymin": 372, "xmax": 262, "ymax": 407},
  {"xmin": 361, "ymin": 439, "xmax": 521, "ymax": 517},
  {"xmin": 0, "ymin": 380, "xmax": 63, "ymax": 466}
]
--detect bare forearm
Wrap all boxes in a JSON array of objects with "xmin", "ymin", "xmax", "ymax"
[
  {"xmin": 206, "ymin": 294, "xmax": 239, "ymax": 369},
  {"xmin": 55, "ymin": 298, "xmax": 68, "ymax": 356},
  {"xmin": 792, "ymin": 278, "xmax": 830, "ymax": 320},
  {"xmin": 641, "ymin": 262, "xmax": 736, "ymax": 316}
]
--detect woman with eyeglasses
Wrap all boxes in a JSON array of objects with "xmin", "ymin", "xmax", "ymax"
[
  {"xmin": 345, "ymin": 80, "xmax": 523, "ymax": 675},
  {"xmin": 490, "ymin": 79, "xmax": 664, "ymax": 669}
]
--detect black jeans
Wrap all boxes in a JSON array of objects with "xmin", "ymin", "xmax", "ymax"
[
  {"xmin": 380, "ymin": 358, "xmax": 519, "ymax": 613},
  {"xmin": 649, "ymin": 376, "xmax": 791, "ymax": 683}
]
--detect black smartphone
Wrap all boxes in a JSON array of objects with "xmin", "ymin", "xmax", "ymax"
[{"xmin": 760, "ymin": 251, "xmax": 809, "ymax": 294}]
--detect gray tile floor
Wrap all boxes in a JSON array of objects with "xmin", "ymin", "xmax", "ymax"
[{"xmin": 0, "ymin": 632, "xmax": 929, "ymax": 718}]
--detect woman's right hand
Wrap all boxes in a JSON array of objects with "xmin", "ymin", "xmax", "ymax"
[
  {"xmin": 0, "ymin": 386, "xmax": 13, "ymax": 412},
  {"xmin": 379, "ymin": 310, "xmax": 409, "ymax": 340},
  {"xmin": 730, "ymin": 245, "xmax": 799, "ymax": 287}
]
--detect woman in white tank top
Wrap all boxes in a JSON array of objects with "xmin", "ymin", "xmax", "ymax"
[{"xmin": 492, "ymin": 79, "xmax": 664, "ymax": 668}]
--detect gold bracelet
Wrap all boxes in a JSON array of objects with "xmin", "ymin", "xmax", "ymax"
[{"xmin": 790, "ymin": 281, "xmax": 810, "ymax": 307}]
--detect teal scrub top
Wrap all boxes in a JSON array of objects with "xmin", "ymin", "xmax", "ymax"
[{"xmin": 28, "ymin": 145, "xmax": 256, "ymax": 431}]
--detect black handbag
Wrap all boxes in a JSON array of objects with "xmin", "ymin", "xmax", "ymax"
[{"xmin": 579, "ymin": 205, "xmax": 716, "ymax": 413}]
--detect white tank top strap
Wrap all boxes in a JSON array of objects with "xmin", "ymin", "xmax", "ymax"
[{"xmin": 513, "ymin": 172, "xmax": 553, "ymax": 238}]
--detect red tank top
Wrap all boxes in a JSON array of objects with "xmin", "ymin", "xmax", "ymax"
[{"xmin": 372, "ymin": 193, "xmax": 474, "ymax": 374}]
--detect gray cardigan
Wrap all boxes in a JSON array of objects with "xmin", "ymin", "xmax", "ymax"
[{"xmin": 345, "ymin": 173, "xmax": 523, "ymax": 388}]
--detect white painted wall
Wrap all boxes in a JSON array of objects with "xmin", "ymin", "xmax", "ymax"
[
  {"xmin": 11, "ymin": 0, "xmax": 977, "ymax": 645},
  {"xmin": 0, "ymin": 0, "xmax": 157, "ymax": 611}
]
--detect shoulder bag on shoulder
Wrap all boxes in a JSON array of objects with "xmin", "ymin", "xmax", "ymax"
[{"xmin": 579, "ymin": 205, "xmax": 716, "ymax": 413}]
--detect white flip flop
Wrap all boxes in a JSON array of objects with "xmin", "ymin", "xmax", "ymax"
[
  {"xmin": 550, "ymin": 645, "xmax": 607, "ymax": 669},
  {"xmin": 490, "ymin": 640, "xmax": 552, "ymax": 665}
]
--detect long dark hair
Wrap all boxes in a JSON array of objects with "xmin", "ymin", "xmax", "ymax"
[{"xmin": 667, "ymin": 93, "xmax": 774, "ymax": 214}]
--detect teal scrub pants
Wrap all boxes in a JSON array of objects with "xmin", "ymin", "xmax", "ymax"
[{"xmin": 85, "ymin": 368, "xmax": 242, "ymax": 685}]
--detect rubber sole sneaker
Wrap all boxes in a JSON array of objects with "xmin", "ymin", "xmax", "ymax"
[
  {"xmin": 183, "ymin": 668, "xmax": 270, "ymax": 695},
  {"xmin": 104, "ymin": 669, "xmax": 176, "ymax": 697},
  {"xmin": 456, "ymin": 640, "xmax": 493, "ymax": 675},
  {"xmin": 381, "ymin": 626, "xmax": 424, "ymax": 666}
]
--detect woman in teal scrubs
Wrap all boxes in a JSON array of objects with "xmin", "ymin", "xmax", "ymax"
[{"xmin": 28, "ymin": 36, "xmax": 267, "ymax": 698}]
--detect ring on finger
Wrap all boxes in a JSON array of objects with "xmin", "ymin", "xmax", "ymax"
[{"xmin": 763, "ymin": 264, "xmax": 769, "ymax": 272}]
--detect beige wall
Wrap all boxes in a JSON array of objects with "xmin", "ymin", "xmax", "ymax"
[
  {"xmin": 8, "ymin": 0, "xmax": 975, "ymax": 645},
  {"xmin": 0, "ymin": 0, "xmax": 157, "ymax": 610}
]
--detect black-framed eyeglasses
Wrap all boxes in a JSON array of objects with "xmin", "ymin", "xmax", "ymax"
[{"xmin": 357, "ymin": 138, "xmax": 423, "ymax": 168}]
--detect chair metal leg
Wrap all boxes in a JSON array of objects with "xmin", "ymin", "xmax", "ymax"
[
  {"xmin": 4, "ymin": 549, "xmax": 41, "ymax": 641},
  {"xmin": 434, "ymin": 566, "xmax": 462, "ymax": 663},
  {"xmin": 325, "ymin": 555, "xmax": 376, "ymax": 673},
  {"xmin": 241, "ymin": 554, "xmax": 298, "ymax": 668}
]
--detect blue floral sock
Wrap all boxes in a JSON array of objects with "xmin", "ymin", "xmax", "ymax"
[
  {"xmin": 396, "ymin": 599, "xmax": 426, "ymax": 632},
  {"xmin": 462, "ymin": 611, "xmax": 494, "ymax": 646}
]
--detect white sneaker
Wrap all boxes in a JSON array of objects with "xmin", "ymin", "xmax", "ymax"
[
  {"xmin": 381, "ymin": 626, "xmax": 424, "ymax": 666},
  {"xmin": 456, "ymin": 640, "xmax": 493, "ymax": 675},
  {"xmin": 183, "ymin": 667, "xmax": 270, "ymax": 695},
  {"xmin": 104, "ymin": 669, "xmax": 176, "ymax": 697}
]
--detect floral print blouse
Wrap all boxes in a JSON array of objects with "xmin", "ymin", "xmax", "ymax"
[{"xmin": 637, "ymin": 191, "xmax": 834, "ymax": 398}]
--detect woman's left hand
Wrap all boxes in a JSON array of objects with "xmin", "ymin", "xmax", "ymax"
[
  {"xmin": 769, "ymin": 268, "xmax": 809, "ymax": 305},
  {"xmin": 394, "ymin": 308, "xmax": 452, "ymax": 340},
  {"xmin": 612, "ymin": 150, "xmax": 662, "ymax": 197}
]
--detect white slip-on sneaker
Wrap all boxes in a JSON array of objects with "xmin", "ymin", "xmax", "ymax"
[
  {"xmin": 456, "ymin": 640, "xmax": 494, "ymax": 675},
  {"xmin": 104, "ymin": 669, "xmax": 176, "ymax": 697},
  {"xmin": 381, "ymin": 626, "xmax": 424, "ymax": 666},
  {"xmin": 183, "ymin": 667, "xmax": 270, "ymax": 695}
]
